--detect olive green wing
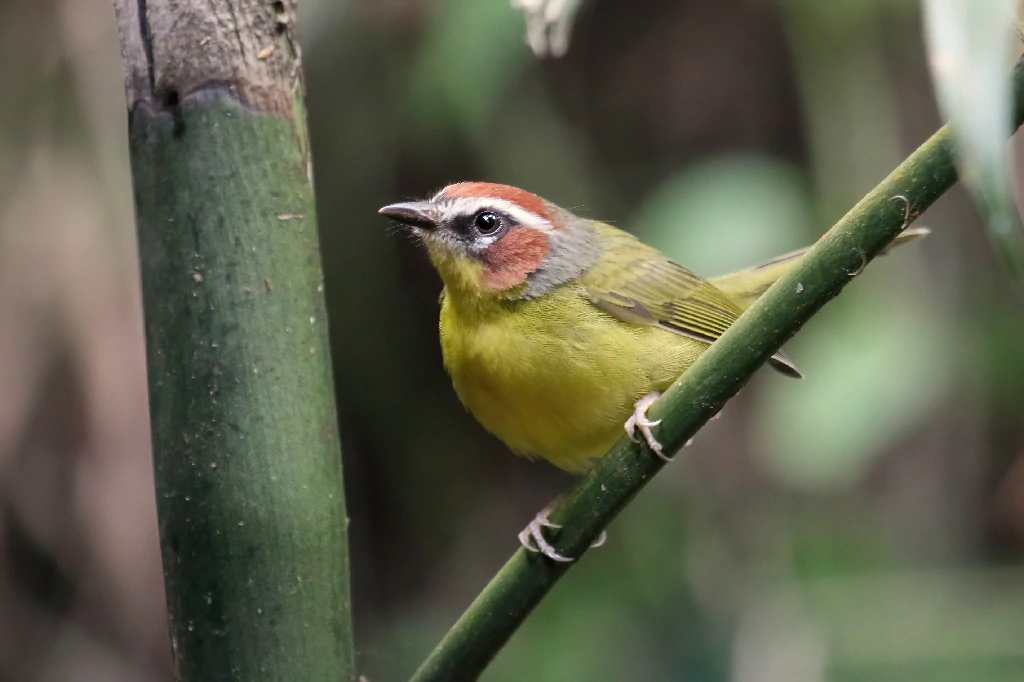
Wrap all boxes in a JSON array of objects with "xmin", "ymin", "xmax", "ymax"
[{"xmin": 581, "ymin": 224, "xmax": 801, "ymax": 378}]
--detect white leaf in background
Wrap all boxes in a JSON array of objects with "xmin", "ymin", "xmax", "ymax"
[
  {"xmin": 511, "ymin": 0, "xmax": 585, "ymax": 57},
  {"xmin": 923, "ymin": 0, "xmax": 1024, "ymax": 282}
]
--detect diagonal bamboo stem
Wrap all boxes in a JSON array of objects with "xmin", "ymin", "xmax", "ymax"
[{"xmin": 409, "ymin": 56, "xmax": 1024, "ymax": 682}]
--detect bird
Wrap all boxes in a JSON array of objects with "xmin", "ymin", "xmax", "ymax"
[{"xmin": 380, "ymin": 182, "xmax": 927, "ymax": 560}]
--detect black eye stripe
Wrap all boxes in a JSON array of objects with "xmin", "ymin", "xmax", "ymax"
[{"xmin": 450, "ymin": 209, "xmax": 514, "ymax": 239}]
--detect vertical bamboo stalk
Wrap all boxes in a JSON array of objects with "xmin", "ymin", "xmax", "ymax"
[{"xmin": 111, "ymin": 2, "xmax": 354, "ymax": 680}]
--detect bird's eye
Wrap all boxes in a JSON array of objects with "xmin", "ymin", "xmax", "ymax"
[{"xmin": 473, "ymin": 211, "xmax": 500, "ymax": 235}]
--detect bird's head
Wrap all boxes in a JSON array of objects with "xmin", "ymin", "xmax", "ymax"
[{"xmin": 380, "ymin": 182, "xmax": 599, "ymax": 301}]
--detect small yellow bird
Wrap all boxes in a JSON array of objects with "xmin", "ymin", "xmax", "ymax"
[{"xmin": 381, "ymin": 182, "xmax": 926, "ymax": 559}]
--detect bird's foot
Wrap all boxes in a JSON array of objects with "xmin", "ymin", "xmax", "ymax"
[
  {"xmin": 625, "ymin": 391, "xmax": 673, "ymax": 462},
  {"xmin": 518, "ymin": 502, "xmax": 608, "ymax": 562}
]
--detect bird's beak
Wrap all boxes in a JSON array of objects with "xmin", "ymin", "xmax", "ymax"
[{"xmin": 378, "ymin": 201, "xmax": 439, "ymax": 230}]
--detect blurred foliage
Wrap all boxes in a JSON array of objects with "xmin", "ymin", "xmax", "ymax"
[
  {"xmin": 627, "ymin": 155, "xmax": 812, "ymax": 273},
  {"xmin": 408, "ymin": 0, "xmax": 531, "ymax": 141},
  {"xmin": 1, "ymin": 0, "xmax": 1024, "ymax": 681},
  {"xmin": 754, "ymin": 272, "xmax": 959, "ymax": 490}
]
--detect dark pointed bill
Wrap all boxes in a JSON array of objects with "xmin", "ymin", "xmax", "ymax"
[{"xmin": 378, "ymin": 201, "xmax": 439, "ymax": 230}]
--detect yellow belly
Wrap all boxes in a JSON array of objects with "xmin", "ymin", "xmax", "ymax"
[{"xmin": 439, "ymin": 285, "xmax": 706, "ymax": 473}]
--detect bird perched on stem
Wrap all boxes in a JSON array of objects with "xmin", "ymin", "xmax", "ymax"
[{"xmin": 381, "ymin": 182, "xmax": 927, "ymax": 560}]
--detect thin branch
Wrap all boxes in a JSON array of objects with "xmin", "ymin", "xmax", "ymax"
[{"xmin": 409, "ymin": 57, "xmax": 1024, "ymax": 682}]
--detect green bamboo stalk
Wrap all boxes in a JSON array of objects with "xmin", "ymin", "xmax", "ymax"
[
  {"xmin": 112, "ymin": 2, "xmax": 354, "ymax": 680},
  {"xmin": 410, "ymin": 57, "xmax": 1024, "ymax": 682}
]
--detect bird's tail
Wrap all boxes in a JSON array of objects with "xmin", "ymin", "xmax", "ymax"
[{"xmin": 709, "ymin": 227, "xmax": 930, "ymax": 310}]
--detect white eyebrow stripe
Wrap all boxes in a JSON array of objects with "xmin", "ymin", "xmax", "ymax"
[{"xmin": 436, "ymin": 196, "xmax": 554, "ymax": 232}]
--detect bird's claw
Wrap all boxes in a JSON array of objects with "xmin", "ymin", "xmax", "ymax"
[
  {"xmin": 518, "ymin": 505, "xmax": 572, "ymax": 562},
  {"xmin": 518, "ymin": 504, "xmax": 609, "ymax": 562},
  {"xmin": 624, "ymin": 391, "xmax": 673, "ymax": 462}
]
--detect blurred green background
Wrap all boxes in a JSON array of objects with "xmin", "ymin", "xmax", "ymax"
[{"xmin": 2, "ymin": 0, "xmax": 1024, "ymax": 680}]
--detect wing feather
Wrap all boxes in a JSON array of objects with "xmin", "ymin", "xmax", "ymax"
[{"xmin": 582, "ymin": 224, "xmax": 800, "ymax": 378}]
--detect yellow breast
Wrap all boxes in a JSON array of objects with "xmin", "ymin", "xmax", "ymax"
[{"xmin": 439, "ymin": 284, "xmax": 705, "ymax": 473}]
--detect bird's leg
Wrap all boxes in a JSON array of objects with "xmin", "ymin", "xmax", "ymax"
[
  {"xmin": 518, "ymin": 499, "xmax": 609, "ymax": 562},
  {"xmin": 625, "ymin": 391, "xmax": 673, "ymax": 462},
  {"xmin": 522, "ymin": 391, "xmax": 671, "ymax": 563}
]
